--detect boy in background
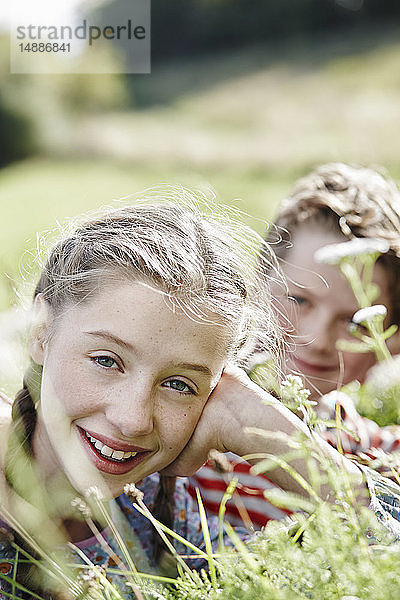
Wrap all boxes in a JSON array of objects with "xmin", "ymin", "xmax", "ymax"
[{"xmin": 189, "ymin": 163, "xmax": 400, "ymax": 528}]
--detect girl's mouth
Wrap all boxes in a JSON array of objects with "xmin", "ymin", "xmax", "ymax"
[
  {"xmin": 77, "ymin": 426, "xmax": 152, "ymax": 475},
  {"xmin": 84, "ymin": 431, "xmax": 138, "ymax": 462}
]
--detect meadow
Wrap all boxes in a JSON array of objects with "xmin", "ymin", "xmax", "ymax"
[{"xmin": 2, "ymin": 26, "xmax": 400, "ymax": 599}]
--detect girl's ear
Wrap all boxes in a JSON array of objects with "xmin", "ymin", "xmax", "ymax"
[{"xmin": 29, "ymin": 294, "xmax": 50, "ymax": 365}]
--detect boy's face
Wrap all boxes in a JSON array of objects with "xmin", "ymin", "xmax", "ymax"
[{"xmin": 275, "ymin": 224, "xmax": 396, "ymax": 403}]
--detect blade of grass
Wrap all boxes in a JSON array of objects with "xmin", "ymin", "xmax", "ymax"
[
  {"xmin": 132, "ymin": 503, "xmax": 208, "ymax": 559},
  {"xmin": 69, "ymin": 543, "xmax": 134, "ymax": 600},
  {"xmin": 249, "ymin": 453, "xmax": 321, "ymax": 502},
  {"xmin": 0, "ymin": 573, "xmax": 46, "ymax": 600},
  {"xmin": 11, "ymin": 546, "xmax": 18, "ymax": 598},
  {"xmin": 133, "ymin": 499, "xmax": 195, "ymax": 579},
  {"xmin": 291, "ymin": 512, "xmax": 316, "ymax": 545},
  {"xmin": 195, "ymin": 488, "xmax": 217, "ymax": 589},
  {"xmin": 87, "ymin": 497, "xmax": 137, "ymax": 574},
  {"xmin": 0, "ymin": 506, "xmax": 80, "ymax": 594},
  {"xmin": 218, "ymin": 477, "xmax": 238, "ymax": 551}
]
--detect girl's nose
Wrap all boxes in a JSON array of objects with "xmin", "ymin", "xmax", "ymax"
[{"xmin": 105, "ymin": 384, "xmax": 154, "ymax": 439}]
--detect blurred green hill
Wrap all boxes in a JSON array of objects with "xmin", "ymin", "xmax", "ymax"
[{"xmin": 1, "ymin": 24, "xmax": 400, "ymax": 312}]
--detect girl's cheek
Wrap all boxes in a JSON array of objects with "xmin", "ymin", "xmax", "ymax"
[{"xmin": 158, "ymin": 401, "xmax": 202, "ymax": 435}]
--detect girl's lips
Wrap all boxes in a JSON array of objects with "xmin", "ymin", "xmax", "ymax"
[
  {"xmin": 292, "ymin": 356, "xmax": 337, "ymax": 374},
  {"xmin": 82, "ymin": 427, "xmax": 149, "ymax": 453},
  {"xmin": 76, "ymin": 426, "xmax": 152, "ymax": 476}
]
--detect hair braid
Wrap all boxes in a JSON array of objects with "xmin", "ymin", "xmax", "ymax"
[
  {"xmin": 11, "ymin": 382, "xmax": 37, "ymax": 453},
  {"xmin": 151, "ymin": 474, "xmax": 177, "ymax": 564},
  {"xmin": 5, "ymin": 385, "xmax": 61, "ymax": 598}
]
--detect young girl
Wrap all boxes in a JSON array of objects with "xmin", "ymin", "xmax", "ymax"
[
  {"xmin": 190, "ymin": 163, "xmax": 400, "ymax": 528},
  {"xmin": 0, "ymin": 198, "xmax": 368, "ymax": 599}
]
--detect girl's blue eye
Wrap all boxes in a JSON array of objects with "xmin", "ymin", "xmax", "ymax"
[
  {"xmin": 163, "ymin": 379, "xmax": 195, "ymax": 394},
  {"xmin": 93, "ymin": 356, "xmax": 119, "ymax": 369}
]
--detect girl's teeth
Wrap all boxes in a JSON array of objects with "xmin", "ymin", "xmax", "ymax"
[
  {"xmin": 85, "ymin": 432, "xmax": 137, "ymax": 462},
  {"xmin": 112, "ymin": 450, "xmax": 125, "ymax": 460},
  {"xmin": 101, "ymin": 445, "xmax": 113, "ymax": 457}
]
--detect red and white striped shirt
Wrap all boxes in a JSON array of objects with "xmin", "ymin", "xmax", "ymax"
[{"xmin": 188, "ymin": 392, "xmax": 400, "ymax": 529}]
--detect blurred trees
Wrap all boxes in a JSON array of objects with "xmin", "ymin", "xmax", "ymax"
[
  {"xmin": 0, "ymin": 34, "xmax": 128, "ymax": 169},
  {"xmin": 95, "ymin": 0, "xmax": 400, "ymax": 105},
  {"xmin": 0, "ymin": 37, "xmax": 35, "ymax": 167},
  {"xmin": 151, "ymin": 0, "xmax": 400, "ymax": 61},
  {"xmin": 2, "ymin": 0, "xmax": 400, "ymax": 168},
  {"xmin": 98, "ymin": 0, "xmax": 400, "ymax": 63},
  {"xmin": 0, "ymin": 101, "xmax": 35, "ymax": 169}
]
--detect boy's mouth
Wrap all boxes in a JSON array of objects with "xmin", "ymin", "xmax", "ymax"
[{"xmin": 292, "ymin": 356, "xmax": 337, "ymax": 374}]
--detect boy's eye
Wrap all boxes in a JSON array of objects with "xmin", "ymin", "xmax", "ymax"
[
  {"xmin": 348, "ymin": 319, "xmax": 368, "ymax": 336},
  {"xmin": 92, "ymin": 356, "xmax": 120, "ymax": 369},
  {"xmin": 162, "ymin": 379, "xmax": 195, "ymax": 394},
  {"xmin": 288, "ymin": 295, "xmax": 308, "ymax": 306}
]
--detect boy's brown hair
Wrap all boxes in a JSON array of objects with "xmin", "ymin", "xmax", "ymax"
[{"xmin": 266, "ymin": 162, "xmax": 400, "ymax": 325}]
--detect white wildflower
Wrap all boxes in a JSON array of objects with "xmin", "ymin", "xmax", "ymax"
[
  {"xmin": 71, "ymin": 497, "xmax": 91, "ymax": 518},
  {"xmin": 314, "ymin": 238, "xmax": 389, "ymax": 265},
  {"xmin": 352, "ymin": 305, "xmax": 387, "ymax": 325},
  {"xmin": 281, "ymin": 375, "xmax": 304, "ymax": 389},
  {"xmin": 366, "ymin": 355, "xmax": 400, "ymax": 393},
  {"xmin": 280, "ymin": 374, "xmax": 312, "ymax": 404},
  {"xmin": 124, "ymin": 483, "xmax": 144, "ymax": 502},
  {"xmin": 84, "ymin": 486, "xmax": 104, "ymax": 501}
]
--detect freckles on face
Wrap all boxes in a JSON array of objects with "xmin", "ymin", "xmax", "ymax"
[{"xmin": 34, "ymin": 281, "xmax": 230, "ymax": 498}]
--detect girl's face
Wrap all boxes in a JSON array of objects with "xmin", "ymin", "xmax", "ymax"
[
  {"xmin": 274, "ymin": 224, "xmax": 397, "ymax": 402},
  {"xmin": 31, "ymin": 281, "xmax": 230, "ymax": 499}
]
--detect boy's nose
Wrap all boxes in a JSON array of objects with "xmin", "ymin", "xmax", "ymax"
[
  {"xmin": 303, "ymin": 314, "xmax": 336, "ymax": 355},
  {"xmin": 105, "ymin": 384, "xmax": 154, "ymax": 439}
]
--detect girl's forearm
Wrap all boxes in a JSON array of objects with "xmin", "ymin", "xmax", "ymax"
[{"xmin": 217, "ymin": 372, "xmax": 364, "ymax": 500}]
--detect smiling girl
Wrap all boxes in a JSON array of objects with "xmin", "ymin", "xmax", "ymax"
[{"xmin": 0, "ymin": 196, "xmax": 389, "ymax": 599}]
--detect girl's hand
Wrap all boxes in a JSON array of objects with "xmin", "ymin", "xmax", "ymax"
[
  {"xmin": 161, "ymin": 365, "xmax": 365, "ymax": 502},
  {"xmin": 160, "ymin": 365, "xmax": 270, "ymax": 476}
]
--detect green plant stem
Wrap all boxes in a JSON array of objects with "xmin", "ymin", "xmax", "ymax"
[
  {"xmin": 218, "ymin": 478, "xmax": 238, "ymax": 552},
  {"xmin": 195, "ymin": 488, "xmax": 217, "ymax": 588},
  {"xmin": 87, "ymin": 495, "xmax": 143, "ymax": 594},
  {"xmin": 134, "ymin": 499, "xmax": 196, "ymax": 579}
]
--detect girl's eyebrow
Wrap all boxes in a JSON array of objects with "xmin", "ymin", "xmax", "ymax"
[
  {"xmin": 173, "ymin": 362, "xmax": 212, "ymax": 376},
  {"xmin": 83, "ymin": 330, "xmax": 212, "ymax": 376},
  {"xmin": 84, "ymin": 330, "xmax": 135, "ymax": 352}
]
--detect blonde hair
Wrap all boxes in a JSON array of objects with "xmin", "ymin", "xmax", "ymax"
[{"xmin": 35, "ymin": 200, "xmax": 283, "ymax": 366}]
